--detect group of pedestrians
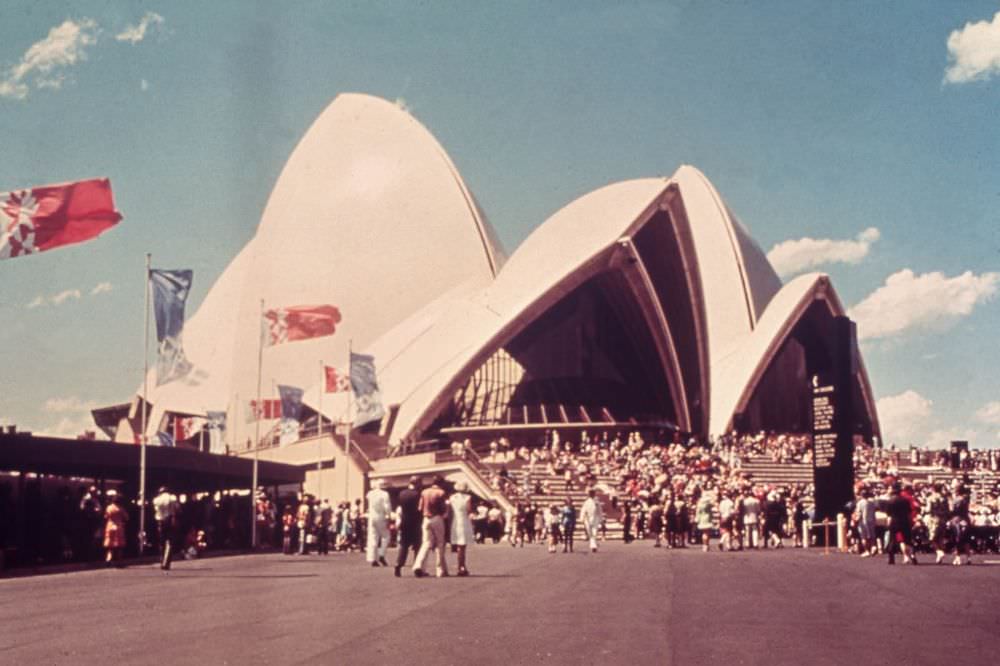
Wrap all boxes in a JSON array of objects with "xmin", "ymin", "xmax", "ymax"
[
  {"xmin": 381, "ymin": 475, "xmax": 474, "ymax": 578},
  {"xmin": 852, "ymin": 480, "xmax": 977, "ymax": 565}
]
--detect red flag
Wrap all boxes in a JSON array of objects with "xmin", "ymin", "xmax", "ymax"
[
  {"xmin": 1, "ymin": 178, "xmax": 121, "ymax": 260},
  {"xmin": 246, "ymin": 399, "xmax": 281, "ymax": 422},
  {"xmin": 263, "ymin": 305, "xmax": 341, "ymax": 346},
  {"xmin": 324, "ymin": 365, "xmax": 351, "ymax": 393}
]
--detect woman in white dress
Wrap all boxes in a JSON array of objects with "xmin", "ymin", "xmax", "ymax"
[{"xmin": 449, "ymin": 481, "xmax": 475, "ymax": 576}]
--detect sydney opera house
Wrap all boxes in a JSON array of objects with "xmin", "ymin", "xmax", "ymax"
[{"xmin": 94, "ymin": 93, "xmax": 879, "ymax": 499}]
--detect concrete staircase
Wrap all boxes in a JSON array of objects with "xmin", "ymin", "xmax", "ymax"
[
  {"xmin": 505, "ymin": 467, "xmax": 626, "ymax": 541},
  {"xmin": 895, "ymin": 466, "xmax": 999, "ymax": 496},
  {"xmin": 738, "ymin": 457, "xmax": 813, "ymax": 487}
]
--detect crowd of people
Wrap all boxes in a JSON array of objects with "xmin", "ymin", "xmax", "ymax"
[
  {"xmin": 0, "ymin": 479, "xmax": 252, "ymax": 571},
  {"xmin": 474, "ymin": 430, "xmax": 999, "ymax": 562},
  {"xmin": 4, "ymin": 428, "xmax": 999, "ymax": 575}
]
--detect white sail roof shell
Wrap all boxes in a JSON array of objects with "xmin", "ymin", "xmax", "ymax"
[
  {"xmin": 115, "ymin": 94, "xmax": 877, "ymax": 445},
  {"xmin": 355, "ymin": 179, "xmax": 671, "ymax": 441},
  {"xmin": 131, "ymin": 93, "xmax": 505, "ymax": 436},
  {"xmin": 354, "ymin": 167, "xmax": 873, "ymax": 443}
]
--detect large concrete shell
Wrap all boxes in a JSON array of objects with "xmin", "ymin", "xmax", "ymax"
[
  {"xmin": 359, "ymin": 166, "xmax": 877, "ymax": 445},
  {"xmin": 123, "ymin": 93, "xmax": 506, "ymax": 439},
  {"xmin": 109, "ymin": 94, "xmax": 878, "ymax": 449}
]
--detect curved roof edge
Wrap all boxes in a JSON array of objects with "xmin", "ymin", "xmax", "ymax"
[
  {"xmin": 709, "ymin": 272, "xmax": 880, "ymax": 439},
  {"xmin": 303, "ymin": 93, "xmax": 506, "ymax": 276},
  {"xmin": 368, "ymin": 179, "xmax": 692, "ymax": 443},
  {"xmin": 671, "ymin": 165, "xmax": 782, "ymax": 328}
]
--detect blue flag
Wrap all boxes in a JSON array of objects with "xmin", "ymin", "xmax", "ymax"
[
  {"xmin": 278, "ymin": 385, "xmax": 303, "ymax": 446},
  {"xmin": 150, "ymin": 269, "xmax": 194, "ymax": 386},
  {"xmin": 350, "ymin": 352, "xmax": 385, "ymax": 427}
]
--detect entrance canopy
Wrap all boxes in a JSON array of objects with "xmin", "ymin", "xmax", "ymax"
[{"xmin": 0, "ymin": 433, "xmax": 304, "ymax": 493}]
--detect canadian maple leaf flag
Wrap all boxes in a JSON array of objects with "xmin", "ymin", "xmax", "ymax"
[
  {"xmin": 324, "ymin": 365, "xmax": 351, "ymax": 393},
  {"xmin": 0, "ymin": 178, "xmax": 121, "ymax": 260},
  {"xmin": 246, "ymin": 398, "xmax": 282, "ymax": 423}
]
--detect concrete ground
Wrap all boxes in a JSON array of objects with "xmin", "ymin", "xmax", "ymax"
[{"xmin": 2, "ymin": 542, "xmax": 998, "ymax": 665}]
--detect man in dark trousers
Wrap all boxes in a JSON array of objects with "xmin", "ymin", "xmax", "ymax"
[
  {"xmin": 886, "ymin": 483, "xmax": 917, "ymax": 565},
  {"xmin": 152, "ymin": 486, "xmax": 179, "ymax": 570},
  {"xmin": 393, "ymin": 476, "xmax": 422, "ymax": 577}
]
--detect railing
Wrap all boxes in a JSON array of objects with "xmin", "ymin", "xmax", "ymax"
[
  {"xmin": 388, "ymin": 438, "xmax": 449, "ymax": 458},
  {"xmin": 433, "ymin": 446, "xmax": 523, "ymax": 505}
]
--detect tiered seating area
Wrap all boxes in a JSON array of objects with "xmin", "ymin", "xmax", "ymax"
[
  {"xmin": 893, "ymin": 466, "xmax": 999, "ymax": 495},
  {"xmin": 506, "ymin": 465, "xmax": 626, "ymax": 540},
  {"xmin": 738, "ymin": 456, "xmax": 812, "ymax": 488}
]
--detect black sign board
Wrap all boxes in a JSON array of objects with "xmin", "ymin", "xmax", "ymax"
[
  {"xmin": 811, "ymin": 316, "xmax": 857, "ymax": 522},
  {"xmin": 812, "ymin": 379, "xmax": 837, "ymax": 469}
]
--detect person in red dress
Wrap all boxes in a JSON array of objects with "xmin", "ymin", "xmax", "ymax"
[{"xmin": 103, "ymin": 492, "xmax": 128, "ymax": 567}]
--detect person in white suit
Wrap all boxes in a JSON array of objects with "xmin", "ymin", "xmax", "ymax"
[
  {"xmin": 366, "ymin": 479, "xmax": 392, "ymax": 567},
  {"xmin": 580, "ymin": 488, "xmax": 604, "ymax": 553}
]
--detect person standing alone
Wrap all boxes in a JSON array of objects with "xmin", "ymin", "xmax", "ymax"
[
  {"xmin": 153, "ymin": 486, "xmax": 179, "ymax": 570},
  {"xmin": 580, "ymin": 488, "xmax": 603, "ymax": 553},
  {"xmin": 365, "ymin": 479, "xmax": 392, "ymax": 567}
]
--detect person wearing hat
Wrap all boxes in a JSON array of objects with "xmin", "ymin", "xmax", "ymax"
[
  {"xmin": 413, "ymin": 475, "xmax": 450, "ymax": 577},
  {"xmin": 448, "ymin": 480, "xmax": 475, "ymax": 576},
  {"xmin": 365, "ymin": 479, "xmax": 392, "ymax": 567},
  {"xmin": 103, "ymin": 491, "xmax": 128, "ymax": 567},
  {"xmin": 394, "ymin": 476, "xmax": 422, "ymax": 577},
  {"xmin": 153, "ymin": 486, "xmax": 179, "ymax": 570}
]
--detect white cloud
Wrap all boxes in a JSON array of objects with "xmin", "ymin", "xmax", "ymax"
[
  {"xmin": 944, "ymin": 11, "xmax": 1000, "ymax": 84},
  {"xmin": 925, "ymin": 428, "xmax": 980, "ymax": 450},
  {"xmin": 30, "ymin": 396, "xmax": 103, "ymax": 438},
  {"xmin": 849, "ymin": 269, "xmax": 999, "ymax": 341},
  {"xmin": 766, "ymin": 227, "xmax": 880, "ymax": 278},
  {"xmin": 116, "ymin": 12, "xmax": 165, "ymax": 44},
  {"xmin": 44, "ymin": 396, "xmax": 99, "ymax": 413},
  {"xmin": 140, "ymin": 78, "xmax": 149, "ymax": 92},
  {"xmin": 90, "ymin": 281, "xmax": 113, "ymax": 296},
  {"xmin": 0, "ymin": 18, "xmax": 99, "ymax": 100},
  {"xmin": 26, "ymin": 284, "xmax": 113, "ymax": 307},
  {"xmin": 975, "ymin": 401, "xmax": 1000, "ymax": 425},
  {"xmin": 876, "ymin": 390, "xmax": 932, "ymax": 445},
  {"xmin": 37, "ymin": 414, "xmax": 103, "ymax": 439},
  {"xmin": 50, "ymin": 288, "xmax": 81, "ymax": 305}
]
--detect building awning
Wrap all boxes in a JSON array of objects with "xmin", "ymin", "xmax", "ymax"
[{"xmin": 0, "ymin": 433, "xmax": 304, "ymax": 493}]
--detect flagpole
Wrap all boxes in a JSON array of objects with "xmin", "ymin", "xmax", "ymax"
[
  {"xmin": 346, "ymin": 339, "xmax": 352, "ymax": 503},
  {"xmin": 317, "ymin": 359, "xmax": 324, "ymax": 501},
  {"xmin": 252, "ymin": 298, "xmax": 264, "ymax": 549},
  {"xmin": 139, "ymin": 252, "xmax": 151, "ymax": 554},
  {"xmin": 233, "ymin": 391, "xmax": 239, "ymax": 454}
]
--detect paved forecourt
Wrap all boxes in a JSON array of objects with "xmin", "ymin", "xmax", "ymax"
[{"xmin": 2, "ymin": 544, "xmax": 998, "ymax": 665}]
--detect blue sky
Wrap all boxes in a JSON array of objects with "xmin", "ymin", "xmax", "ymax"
[{"xmin": 1, "ymin": 1, "xmax": 998, "ymax": 447}]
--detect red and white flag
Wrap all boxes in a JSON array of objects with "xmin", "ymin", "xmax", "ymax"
[
  {"xmin": 1, "ymin": 178, "xmax": 121, "ymax": 260},
  {"xmin": 263, "ymin": 305, "xmax": 341, "ymax": 346},
  {"xmin": 246, "ymin": 398, "xmax": 281, "ymax": 423},
  {"xmin": 173, "ymin": 416, "xmax": 205, "ymax": 441},
  {"xmin": 324, "ymin": 365, "xmax": 351, "ymax": 393}
]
